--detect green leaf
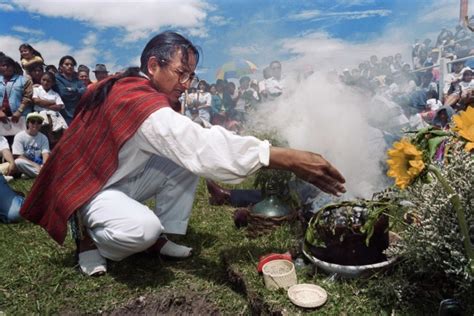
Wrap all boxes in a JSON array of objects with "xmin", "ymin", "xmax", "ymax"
[{"xmin": 427, "ymin": 136, "xmax": 447, "ymax": 159}]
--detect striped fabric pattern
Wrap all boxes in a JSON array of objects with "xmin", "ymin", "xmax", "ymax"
[{"xmin": 20, "ymin": 77, "xmax": 170, "ymax": 244}]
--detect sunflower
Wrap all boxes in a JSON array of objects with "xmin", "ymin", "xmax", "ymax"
[
  {"xmin": 453, "ymin": 106, "xmax": 474, "ymax": 152},
  {"xmin": 386, "ymin": 139, "xmax": 425, "ymax": 189}
]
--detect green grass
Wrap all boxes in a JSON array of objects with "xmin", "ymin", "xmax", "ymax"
[{"xmin": 0, "ymin": 178, "xmax": 442, "ymax": 314}]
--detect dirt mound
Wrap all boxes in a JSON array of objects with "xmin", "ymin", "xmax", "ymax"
[{"xmin": 104, "ymin": 290, "xmax": 221, "ymax": 315}]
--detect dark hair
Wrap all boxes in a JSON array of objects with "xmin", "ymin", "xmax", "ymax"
[
  {"xmin": 27, "ymin": 61, "xmax": 44, "ymax": 72},
  {"xmin": 198, "ymin": 80, "xmax": 209, "ymax": 92},
  {"xmin": 239, "ymin": 76, "xmax": 250, "ymax": 84},
  {"xmin": 41, "ymin": 71, "xmax": 55, "ymax": 82},
  {"xmin": 19, "ymin": 43, "xmax": 43, "ymax": 59},
  {"xmin": 59, "ymin": 55, "xmax": 77, "ymax": 68},
  {"xmin": 0, "ymin": 55, "xmax": 17, "ymax": 68},
  {"xmin": 426, "ymin": 90, "xmax": 438, "ymax": 100},
  {"xmin": 45, "ymin": 65, "xmax": 58, "ymax": 73},
  {"xmin": 80, "ymin": 31, "xmax": 200, "ymax": 112},
  {"xmin": 139, "ymin": 31, "xmax": 200, "ymax": 75}
]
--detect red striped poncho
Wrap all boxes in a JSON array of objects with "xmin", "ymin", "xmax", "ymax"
[{"xmin": 20, "ymin": 76, "xmax": 171, "ymax": 244}]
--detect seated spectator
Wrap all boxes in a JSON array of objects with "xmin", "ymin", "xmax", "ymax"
[
  {"xmin": 19, "ymin": 44, "xmax": 44, "ymax": 75},
  {"xmin": 0, "ymin": 55, "xmax": 33, "ymax": 123},
  {"xmin": 12, "ymin": 112, "xmax": 50, "ymax": 178},
  {"xmin": 78, "ymin": 65, "xmax": 92, "ymax": 87},
  {"xmin": 0, "ymin": 174, "xmax": 23, "ymax": 223},
  {"xmin": 445, "ymin": 67, "xmax": 474, "ymax": 111},
  {"xmin": 33, "ymin": 72, "xmax": 68, "ymax": 147},
  {"xmin": 93, "ymin": 64, "xmax": 109, "ymax": 82},
  {"xmin": 432, "ymin": 105, "xmax": 454, "ymax": 129},
  {"xmin": 417, "ymin": 90, "xmax": 443, "ymax": 124},
  {"xmin": 0, "ymin": 136, "xmax": 16, "ymax": 179}
]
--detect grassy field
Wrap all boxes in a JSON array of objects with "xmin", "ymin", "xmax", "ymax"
[{"xmin": 0, "ymin": 178, "xmax": 444, "ymax": 315}]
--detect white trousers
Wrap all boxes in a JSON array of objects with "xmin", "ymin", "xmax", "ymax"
[{"xmin": 79, "ymin": 155, "xmax": 199, "ymax": 261}]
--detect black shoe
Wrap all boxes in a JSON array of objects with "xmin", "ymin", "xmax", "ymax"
[{"xmin": 206, "ymin": 180, "xmax": 231, "ymax": 205}]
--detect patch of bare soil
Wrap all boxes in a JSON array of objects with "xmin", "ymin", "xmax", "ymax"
[{"xmin": 103, "ymin": 290, "xmax": 221, "ymax": 316}]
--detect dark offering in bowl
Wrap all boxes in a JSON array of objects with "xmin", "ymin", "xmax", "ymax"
[{"xmin": 305, "ymin": 201, "xmax": 391, "ymax": 266}]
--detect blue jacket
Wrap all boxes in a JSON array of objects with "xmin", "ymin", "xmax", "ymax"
[
  {"xmin": 54, "ymin": 73, "xmax": 86, "ymax": 124},
  {"xmin": 0, "ymin": 74, "xmax": 32, "ymax": 116}
]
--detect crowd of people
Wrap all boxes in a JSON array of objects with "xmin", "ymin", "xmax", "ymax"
[
  {"xmin": 180, "ymin": 60, "xmax": 283, "ymax": 131},
  {"xmin": 339, "ymin": 18, "xmax": 474, "ymax": 132}
]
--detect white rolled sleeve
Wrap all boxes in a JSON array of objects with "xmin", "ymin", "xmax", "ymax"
[{"xmin": 136, "ymin": 107, "xmax": 270, "ymax": 183}]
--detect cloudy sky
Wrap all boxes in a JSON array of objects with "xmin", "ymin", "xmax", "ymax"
[{"xmin": 0, "ymin": 0, "xmax": 467, "ymax": 82}]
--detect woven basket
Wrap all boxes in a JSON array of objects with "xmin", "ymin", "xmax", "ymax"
[
  {"xmin": 262, "ymin": 259, "xmax": 297, "ymax": 290},
  {"xmin": 246, "ymin": 210, "xmax": 296, "ymax": 237}
]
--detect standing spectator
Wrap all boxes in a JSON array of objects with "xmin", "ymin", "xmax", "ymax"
[
  {"xmin": 78, "ymin": 65, "xmax": 92, "ymax": 87},
  {"xmin": 0, "ymin": 55, "xmax": 33, "ymax": 124},
  {"xmin": 193, "ymin": 80, "xmax": 212, "ymax": 123},
  {"xmin": 222, "ymin": 81, "xmax": 237, "ymax": 115},
  {"xmin": 45, "ymin": 65, "xmax": 58, "ymax": 74},
  {"xmin": 235, "ymin": 76, "xmax": 259, "ymax": 122},
  {"xmin": 209, "ymin": 83, "xmax": 225, "ymax": 126},
  {"xmin": 93, "ymin": 64, "xmax": 109, "ymax": 82},
  {"xmin": 258, "ymin": 66, "xmax": 272, "ymax": 100},
  {"xmin": 12, "ymin": 112, "xmax": 50, "ymax": 178},
  {"xmin": 29, "ymin": 63, "xmax": 44, "ymax": 86},
  {"xmin": 54, "ymin": 55, "xmax": 86, "ymax": 124},
  {"xmin": 0, "ymin": 136, "xmax": 16, "ymax": 178},
  {"xmin": 19, "ymin": 44, "xmax": 44, "ymax": 75},
  {"xmin": 33, "ymin": 72, "xmax": 68, "ymax": 147}
]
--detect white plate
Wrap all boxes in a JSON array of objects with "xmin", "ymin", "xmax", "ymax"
[{"xmin": 287, "ymin": 283, "xmax": 327, "ymax": 308}]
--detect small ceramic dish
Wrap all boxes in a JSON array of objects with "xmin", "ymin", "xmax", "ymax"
[{"xmin": 287, "ymin": 283, "xmax": 327, "ymax": 308}]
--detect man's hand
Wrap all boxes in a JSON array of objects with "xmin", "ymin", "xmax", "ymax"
[
  {"xmin": 11, "ymin": 111, "xmax": 21, "ymax": 123},
  {"xmin": 269, "ymin": 147, "xmax": 346, "ymax": 196}
]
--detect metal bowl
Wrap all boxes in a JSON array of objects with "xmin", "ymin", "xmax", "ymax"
[{"xmin": 302, "ymin": 232, "xmax": 400, "ymax": 278}]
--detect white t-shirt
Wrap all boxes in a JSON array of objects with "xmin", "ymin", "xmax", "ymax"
[
  {"xmin": 33, "ymin": 85, "xmax": 64, "ymax": 112},
  {"xmin": 12, "ymin": 131, "xmax": 50, "ymax": 163},
  {"xmin": 0, "ymin": 136, "xmax": 9, "ymax": 152},
  {"xmin": 264, "ymin": 77, "xmax": 283, "ymax": 95}
]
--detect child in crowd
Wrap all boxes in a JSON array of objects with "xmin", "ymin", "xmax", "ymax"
[
  {"xmin": 19, "ymin": 44, "xmax": 44, "ymax": 74},
  {"xmin": 32, "ymin": 72, "xmax": 68, "ymax": 133},
  {"xmin": 12, "ymin": 113, "xmax": 50, "ymax": 178}
]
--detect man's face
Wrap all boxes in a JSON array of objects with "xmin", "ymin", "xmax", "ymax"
[
  {"xmin": 148, "ymin": 49, "xmax": 197, "ymax": 107},
  {"xmin": 95, "ymin": 71, "xmax": 108, "ymax": 81}
]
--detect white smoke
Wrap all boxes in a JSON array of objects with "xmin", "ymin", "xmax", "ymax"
[{"xmin": 248, "ymin": 31, "xmax": 414, "ymax": 198}]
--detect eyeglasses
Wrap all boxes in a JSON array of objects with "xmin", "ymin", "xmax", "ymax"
[
  {"xmin": 29, "ymin": 119, "xmax": 43, "ymax": 124},
  {"xmin": 160, "ymin": 59, "xmax": 197, "ymax": 84}
]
